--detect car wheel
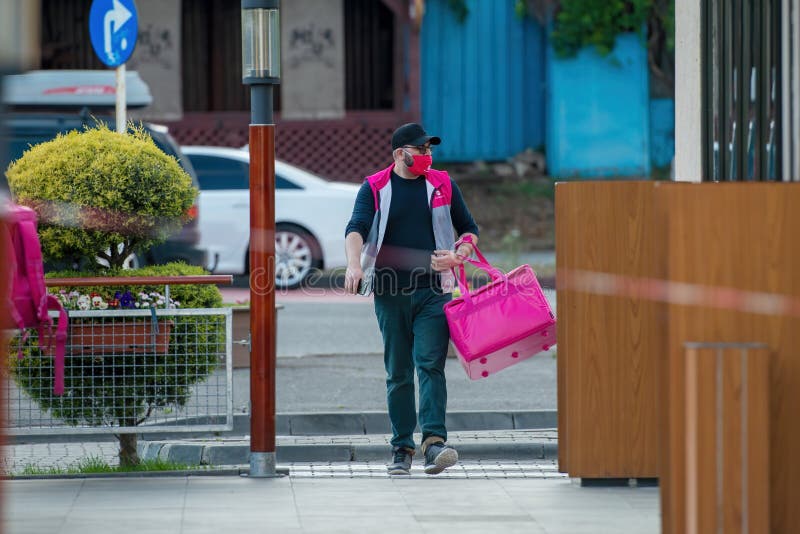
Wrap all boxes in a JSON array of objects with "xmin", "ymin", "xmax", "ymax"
[
  {"xmin": 96, "ymin": 245, "xmax": 140, "ymax": 270},
  {"xmin": 251, "ymin": 224, "xmax": 320, "ymax": 290},
  {"xmin": 121, "ymin": 253, "xmax": 140, "ymax": 270}
]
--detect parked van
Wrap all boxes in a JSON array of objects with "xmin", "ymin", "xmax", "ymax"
[{"xmin": 0, "ymin": 70, "xmax": 206, "ymax": 268}]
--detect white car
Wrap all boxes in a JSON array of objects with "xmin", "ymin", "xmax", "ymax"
[{"xmin": 181, "ymin": 146, "xmax": 360, "ymax": 290}]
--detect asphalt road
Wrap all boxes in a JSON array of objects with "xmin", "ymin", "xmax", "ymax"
[
  {"xmin": 253, "ymin": 291, "xmax": 559, "ymax": 413},
  {"xmin": 269, "ymin": 351, "xmax": 557, "ymax": 413},
  {"xmin": 275, "ymin": 289, "xmax": 556, "ymax": 358},
  {"xmin": 276, "ymin": 300, "xmax": 384, "ymax": 357}
]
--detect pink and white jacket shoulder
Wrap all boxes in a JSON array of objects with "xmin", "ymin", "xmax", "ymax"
[{"xmin": 358, "ymin": 164, "xmax": 457, "ymax": 295}]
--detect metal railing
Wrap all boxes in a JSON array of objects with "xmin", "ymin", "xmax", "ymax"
[{"xmin": 5, "ymin": 307, "xmax": 233, "ymax": 435}]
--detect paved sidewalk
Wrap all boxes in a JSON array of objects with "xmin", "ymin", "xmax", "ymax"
[
  {"xmin": 4, "ymin": 471, "xmax": 660, "ymax": 534},
  {"xmin": 3, "ymin": 429, "xmax": 557, "ymax": 475}
]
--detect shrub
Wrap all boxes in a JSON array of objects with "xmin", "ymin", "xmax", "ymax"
[
  {"xmin": 5, "ymin": 123, "xmax": 196, "ymax": 269},
  {"xmin": 8, "ymin": 263, "xmax": 224, "ymax": 466}
]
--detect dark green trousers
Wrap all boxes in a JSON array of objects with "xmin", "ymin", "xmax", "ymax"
[{"xmin": 374, "ymin": 287, "xmax": 452, "ymax": 451}]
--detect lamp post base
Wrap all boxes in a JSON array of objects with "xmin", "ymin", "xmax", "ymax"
[{"xmin": 248, "ymin": 452, "xmax": 281, "ymax": 478}]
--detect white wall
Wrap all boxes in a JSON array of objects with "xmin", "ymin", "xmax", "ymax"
[
  {"xmin": 674, "ymin": 0, "xmax": 703, "ymax": 182},
  {"xmin": 128, "ymin": 0, "xmax": 183, "ymax": 122},
  {"xmin": 281, "ymin": 0, "xmax": 345, "ymax": 120}
]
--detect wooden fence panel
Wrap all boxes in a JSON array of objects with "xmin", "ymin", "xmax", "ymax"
[{"xmin": 555, "ymin": 181, "xmax": 665, "ymax": 477}]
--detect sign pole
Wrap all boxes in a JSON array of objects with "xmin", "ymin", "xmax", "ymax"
[
  {"xmin": 116, "ymin": 63, "xmax": 126, "ymax": 134},
  {"xmin": 88, "ymin": 0, "xmax": 138, "ymax": 133}
]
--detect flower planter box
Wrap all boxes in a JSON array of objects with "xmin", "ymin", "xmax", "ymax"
[
  {"xmin": 231, "ymin": 305, "xmax": 285, "ymax": 368},
  {"xmin": 66, "ymin": 320, "xmax": 174, "ymax": 355}
]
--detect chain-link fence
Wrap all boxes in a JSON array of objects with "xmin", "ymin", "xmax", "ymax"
[{"xmin": 4, "ymin": 308, "xmax": 233, "ymax": 435}]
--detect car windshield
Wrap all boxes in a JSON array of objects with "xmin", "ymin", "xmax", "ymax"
[{"xmin": 186, "ymin": 153, "xmax": 303, "ymax": 190}]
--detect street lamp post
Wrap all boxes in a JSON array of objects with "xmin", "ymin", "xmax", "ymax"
[{"xmin": 241, "ymin": 0, "xmax": 280, "ymax": 478}]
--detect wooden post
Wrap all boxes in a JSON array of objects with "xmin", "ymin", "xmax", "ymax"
[
  {"xmin": 248, "ymin": 121, "xmax": 277, "ymax": 477},
  {"xmin": 683, "ymin": 344, "xmax": 770, "ymax": 534}
]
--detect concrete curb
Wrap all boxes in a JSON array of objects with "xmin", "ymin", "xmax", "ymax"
[
  {"xmin": 9, "ymin": 410, "xmax": 557, "ymax": 444},
  {"xmin": 5, "ymin": 468, "xmax": 248, "ymax": 480},
  {"xmin": 279, "ymin": 409, "xmax": 557, "ymax": 436},
  {"xmin": 138, "ymin": 440, "xmax": 559, "ymax": 467}
]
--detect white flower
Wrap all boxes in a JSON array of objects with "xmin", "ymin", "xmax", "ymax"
[
  {"xmin": 134, "ymin": 302, "xmax": 141, "ymax": 308},
  {"xmin": 77, "ymin": 295, "xmax": 91, "ymax": 311},
  {"xmin": 91, "ymin": 296, "xmax": 104, "ymax": 308},
  {"xmin": 98, "ymin": 301, "xmax": 109, "ymax": 310}
]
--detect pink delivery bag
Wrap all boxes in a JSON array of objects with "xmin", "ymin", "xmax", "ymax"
[{"xmin": 444, "ymin": 242, "xmax": 556, "ymax": 380}]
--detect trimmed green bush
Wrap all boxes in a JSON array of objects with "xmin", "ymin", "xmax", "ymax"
[
  {"xmin": 5, "ymin": 123, "xmax": 196, "ymax": 269},
  {"xmin": 8, "ymin": 263, "xmax": 224, "ymax": 466}
]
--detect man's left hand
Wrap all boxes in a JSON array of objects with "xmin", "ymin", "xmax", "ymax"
[{"xmin": 431, "ymin": 250, "xmax": 465, "ymax": 272}]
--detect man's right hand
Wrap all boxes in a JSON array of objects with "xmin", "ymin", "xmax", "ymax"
[{"xmin": 345, "ymin": 264, "xmax": 363, "ymax": 294}]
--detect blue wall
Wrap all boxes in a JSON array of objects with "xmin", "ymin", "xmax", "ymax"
[
  {"xmin": 421, "ymin": 0, "xmax": 545, "ymax": 162},
  {"xmin": 650, "ymin": 98, "xmax": 675, "ymax": 168},
  {"xmin": 546, "ymin": 33, "xmax": 651, "ymax": 177}
]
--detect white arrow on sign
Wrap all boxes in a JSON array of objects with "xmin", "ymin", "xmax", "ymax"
[{"xmin": 103, "ymin": 0, "xmax": 133, "ymax": 62}]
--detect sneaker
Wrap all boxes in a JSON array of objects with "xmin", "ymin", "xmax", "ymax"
[
  {"xmin": 387, "ymin": 447, "xmax": 413, "ymax": 475},
  {"xmin": 423, "ymin": 441, "xmax": 458, "ymax": 475}
]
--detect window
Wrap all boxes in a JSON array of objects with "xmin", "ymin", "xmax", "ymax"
[
  {"xmin": 344, "ymin": 0, "xmax": 395, "ymax": 110},
  {"xmin": 187, "ymin": 154, "xmax": 303, "ymax": 190},
  {"xmin": 703, "ymin": 0, "xmax": 783, "ymax": 181},
  {"xmin": 276, "ymin": 175, "xmax": 303, "ymax": 190},
  {"xmin": 188, "ymin": 155, "xmax": 249, "ymax": 190}
]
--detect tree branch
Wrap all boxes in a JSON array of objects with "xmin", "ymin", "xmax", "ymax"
[{"xmin": 135, "ymin": 405, "xmax": 154, "ymax": 427}]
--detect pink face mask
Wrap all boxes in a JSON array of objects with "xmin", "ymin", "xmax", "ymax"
[{"xmin": 403, "ymin": 151, "xmax": 433, "ymax": 175}]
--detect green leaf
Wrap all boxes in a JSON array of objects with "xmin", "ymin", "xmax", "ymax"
[{"xmin": 5, "ymin": 123, "xmax": 197, "ymax": 269}]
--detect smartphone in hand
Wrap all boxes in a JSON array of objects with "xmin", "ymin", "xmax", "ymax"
[{"xmin": 357, "ymin": 276, "xmax": 372, "ymax": 296}]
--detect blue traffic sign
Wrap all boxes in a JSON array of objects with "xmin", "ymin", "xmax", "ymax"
[{"xmin": 89, "ymin": 0, "xmax": 138, "ymax": 67}]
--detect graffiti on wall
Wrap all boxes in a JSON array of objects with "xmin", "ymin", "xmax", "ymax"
[
  {"xmin": 281, "ymin": 0, "xmax": 344, "ymax": 119},
  {"xmin": 126, "ymin": 0, "xmax": 182, "ymax": 121},
  {"xmin": 287, "ymin": 24, "xmax": 337, "ymax": 69},
  {"xmin": 133, "ymin": 24, "xmax": 176, "ymax": 70}
]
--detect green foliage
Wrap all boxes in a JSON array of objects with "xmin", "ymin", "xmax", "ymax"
[
  {"xmin": 5, "ymin": 123, "xmax": 196, "ymax": 269},
  {"xmin": 448, "ymin": 0, "xmax": 674, "ymax": 67},
  {"xmin": 515, "ymin": 0, "xmax": 675, "ymax": 95},
  {"xmin": 9, "ymin": 263, "xmax": 223, "ymax": 429},
  {"xmin": 445, "ymin": 0, "xmax": 469, "ymax": 22},
  {"xmin": 661, "ymin": 0, "xmax": 674, "ymax": 52},
  {"xmin": 515, "ymin": 0, "xmax": 528, "ymax": 19},
  {"xmin": 516, "ymin": 178, "xmax": 556, "ymax": 201},
  {"xmin": 550, "ymin": 0, "xmax": 651, "ymax": 58},
  {"xmin": 16, "ymin": 456, "xmax": 194, "ymax": 476}
]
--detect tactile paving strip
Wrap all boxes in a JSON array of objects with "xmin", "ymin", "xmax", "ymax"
[{"xmin": 286, "ymin": 460, "xmax": 567, "ymax": 479}]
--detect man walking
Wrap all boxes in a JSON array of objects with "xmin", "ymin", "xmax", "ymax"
[{"xmin": 344, "ymin": 123, "xmax": 479, "ymax": 475}]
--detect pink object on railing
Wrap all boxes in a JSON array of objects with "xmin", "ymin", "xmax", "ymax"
[
  {"xmin": 444, "ymin": 237, "xmax": 556, "ymax": 380},
  {"xmin": 6, "ymin": 204, "xmax": 68, "ymax": 395}
]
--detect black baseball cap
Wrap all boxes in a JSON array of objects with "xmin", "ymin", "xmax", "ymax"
[{"xmin": 391, "ymin": 123, "xmax": 441, "ymax": 151}]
